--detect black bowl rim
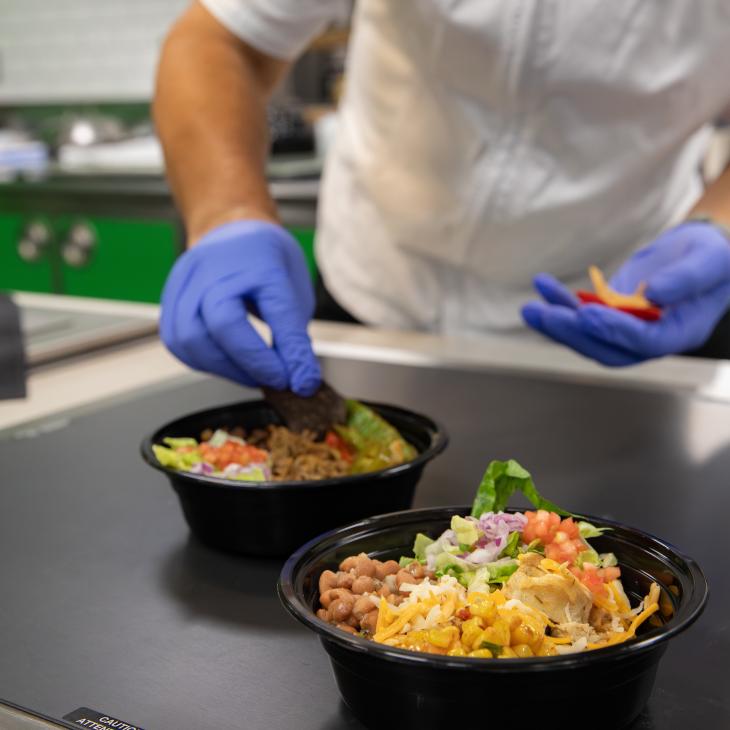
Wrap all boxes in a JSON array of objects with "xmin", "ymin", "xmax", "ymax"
[
  {"xmin": 139, "ymin": 399, "xmax": 449, "ymax": 492},
  {"xmin": 278, "ymin": 505, "xmax": 709, "ymax": 672}
]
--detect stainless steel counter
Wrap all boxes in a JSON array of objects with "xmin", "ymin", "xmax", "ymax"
[{"xmin": 1, "ymin": 339, "xmax": 729, "ymax": 729}]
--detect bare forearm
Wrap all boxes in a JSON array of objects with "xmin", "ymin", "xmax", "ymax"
[{"xmin": 153, "ymin": 2, "xmax": 288, "ymax": 242}]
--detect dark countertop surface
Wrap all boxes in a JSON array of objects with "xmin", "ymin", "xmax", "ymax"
[{"xmin": 1, "ymin": 356, "xmax": 729, "ymax": 729}]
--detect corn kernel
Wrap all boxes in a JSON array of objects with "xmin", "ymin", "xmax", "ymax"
[
  {"xmin": 428, "ymin": 626, "xmax": 458, "ymax": 649},
  {"xmin": 460, "ymin": 617, "xmax": 484, "ymax": 649},
  {"xmin": 489, "ymin": 617, "xmax": 511, "ymax": 646},
  {"xmin": 470, "ymin": 601, "xmax": 497, "ymax": 624},
  {"xmin": 498, "ymin": 646, "xmax": 517, "ymax": 658},
  {"xmin": 447, "ymin": 644, "xmax": 466, "ymax": 657},
  {"xmin": 536, "ymin": 641, "xmax": 559, "ymax": 657},
  {"xmin": 469, "ymin": 648, "xmax": 493, "ymax": 659},
  {"xmin": 512, "ymin": 643, "xmax": 533, "ymax": 658}
]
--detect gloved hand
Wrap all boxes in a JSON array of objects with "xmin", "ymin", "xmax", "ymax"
[
  {"xmin": 522, "ymin": 221, "xmax": 730, "ymax": 365},
  {"xmin": 160, "ymin": 219, "xmax": 321, "ymax": 395}
]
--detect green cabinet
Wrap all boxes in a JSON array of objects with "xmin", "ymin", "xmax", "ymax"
[
  {"xmin": 0, "ymin": 174, "xmax": 318, "ymax": 302},
  {"xmin": 0, "ymin": 213, "xmax": 179, "ymax": 303},
  {"xmin": 59, "ymin": 216, "xmax": 179, "ymax": 303},
  {"xmin": 0, "ymin": 214, "xmax": 56, "ymax": 294}
]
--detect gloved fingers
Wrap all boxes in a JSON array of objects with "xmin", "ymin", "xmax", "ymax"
[
  {"xmin": 200, "ymin": 287, "xmax": 289, "ymax": 390},
  {"xmin": 159, "ymin": 249, "xmax": 196, "ymax": 347},
  {"xmin": 576, "ymin": 304, "xmax": 667, "ymax": 358},
  {"xmin": 645, "ymin": 237, "xmax": 730, "ymax": 305},
  {"xmin": 176, "ymin": 312, "xmax": 260, "ymax": 386},
  {"xmin": 610, "ymin": 242, "xmax": 678, "ymax": 294},
  {"xmin": 160, "ymin": 263, "xmax": 258, "ymax": 385},
  {"xmin": 521, "ymin": 301, "xmax": 642, "ymax": 366},
  {"xmin": 533, "ymin": 273, "xmax": 579, "ymax": 308},
  {"xmin": 578, "ymin": 279, "xmax": 730, "ymax": 356},
  {"xmin": 254, "ymin": 276, "xmax": 321, "ymax": 396}
]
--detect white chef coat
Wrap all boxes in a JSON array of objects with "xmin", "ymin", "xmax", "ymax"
[{"xmin": 202, "ymin": 0, "xmax": 730, "ymax": 334}]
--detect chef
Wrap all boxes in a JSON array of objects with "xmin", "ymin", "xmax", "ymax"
[{"xmin": 154, "ymin": 0, "xmax": 730, "ymax": 395}]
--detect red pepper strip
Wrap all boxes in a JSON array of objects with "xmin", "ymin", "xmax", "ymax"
[
  {"xmin": 576, "ymin": 291, "xmax": 662, "ymax": 321},
  {"xmin": 325, "ymin": 430, "xmax": 354, "ymax": 463}
]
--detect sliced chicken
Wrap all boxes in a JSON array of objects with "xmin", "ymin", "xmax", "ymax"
[{"xmin": 504, "ymin": 553, "xmax": 593, "ymax": 624}]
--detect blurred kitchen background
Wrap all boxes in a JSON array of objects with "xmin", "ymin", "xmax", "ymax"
[
  {"xmin": 0, "ymin": 0, "xmax": 729, "ymax": 368},
  {"xmin": 0, "ymin": 0, "xmax": 351, "ymax": 307}
]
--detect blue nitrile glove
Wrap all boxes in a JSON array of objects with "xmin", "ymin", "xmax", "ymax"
[
  {"xmin": 521, "ymin": 221, "xmax": 730, "ymax": 365},
  {"xmin": 160, "ymin": 219, "xmax": 321, "ymax": 395}
]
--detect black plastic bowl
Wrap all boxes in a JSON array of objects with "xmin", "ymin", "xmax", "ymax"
[
  {"xmin": 140, "ymin": 400, "xmax": 447, "ymax": 557},
  {"xmin": 278, "ymin": 506, "xmax": 708, "ymax": 730}
]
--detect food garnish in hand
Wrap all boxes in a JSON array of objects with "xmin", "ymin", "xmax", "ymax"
[{"xmin": 576, "ymin": 266, "xmax": 661, "ymax": 321}]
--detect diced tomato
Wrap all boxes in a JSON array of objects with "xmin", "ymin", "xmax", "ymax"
[
  {"xmin": 325, "ymin": 430, "xmax": 354, "ymax": 463},
  {"xmin": 521, "ymin": 510, "xmax": 561, "ymax": 544},
  {"xmin": 569, "ymin": 563, "xmax": 622, "ymax": 597},
  {"xmin": 456, "ymin": 608, "xmax": 471, "ymax": 620},
  {"xmin": 198, "ymin": 440, "xmax": 269, "ymax": 471},
  {"xmin": 600, "ymin": 566, "xmax": 621, "ymax": 582},
  {"xmin": 523, "ymin": 512, "xmax": 587, "ymax": 566}
]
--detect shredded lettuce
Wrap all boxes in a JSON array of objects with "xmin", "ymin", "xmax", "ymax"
[
  {"xmin": 499, "ymin": 531, "xmax": 521, "ymax": 559},
  {"xmin": 522, "ymin": 539, "xmax": 544, "ymax": 555},
  {"xmin": 152, "ymin": 444, "xmax": 202, "ymax": 470},
  {"xmin": 434, "ymin": 563, "xmax": 473, "ymax": 588},
  {"xmin": 471, "ymin": 460, "xmax": 570, "ymax": 518},
  {"xmin": 578, "ymin": 520, "xmax": 611, "ymax": 539},
  {"xmin": 208, "ymin": 429, "xmax": 244, "ymax": 447},
  {"xmin": 413, "ymin": 533, "xmax": 434, "ymax": 561},
  {"xmin": 600, "ymin": 552, "xmax": 618, "ymax": 567},
  {"xmin": 451, "ymin": 515, "xmax": 479, "ymax": 548},
  {"xmin": 162, "ymin": 437, "xmax": 198, "ymax": 448},
  {"xmin": 486, "ymin": 560, "xmax": 519, "ymax": 584},
  {"xmin": 336, "ymin": 400, "xmax": 417, "ymax": 474},
  {"xmin": 576, "ymin": 547, "xmax": 600, "ymax": 568}
]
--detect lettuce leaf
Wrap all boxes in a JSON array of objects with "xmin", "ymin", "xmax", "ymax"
[
  {"xmin": 578, "ymin": 520, "xmax": 610, "ymax": 539},
  {"xmin": 337, "ymin": 400, "xmax": 417, "ymax": 473},
  {"xmin": 413, "ymin": 533, "xmax": 434, "ymax": 561},
  {"xmin": 153, "ymin": 444, "xmax": 203, "ymax": 470},
  {"xmin": 162, "ymin": 437, "xmax": 198, "ymax": 448},
  {"xmin": 471, "ymin": 460, "xmax": 570, "ymax": 518},
  {"xmin": 498, "ymin": 531, "xmax": 521, "ymax": 559}
]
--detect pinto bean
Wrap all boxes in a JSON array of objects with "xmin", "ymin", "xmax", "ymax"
[
  {"xmin": 319, "ymin": 570, "xmax": 338, "ymax": 594},
  {"xmin": 354, "ymin": 554, "xmax": 377, "ymax": 578},
  {"xmin": 320, "ymin": 588, "xmax": 353, "ymax": 609},
  {"xmin": 396, "ymin": 569, "xmax": 416, "ymax": 589},
  {"xmin": 346, "ymin": 613, "xmax": 360, "ymax": 628},
  {"xmin": 352, "ymin": 575, "xmax": 375, "ymax": 594},
  {"xmin": 336, "ymin": 622, "xmax": 358, "ymax": 635},
  {"xmin": 353, "ymin": 595, "xmax": 377, "ymax": 620},
  {"xmin": 373, "ymin": 560, "xmax": 387, "ymax": 581},
  {"xmin": 336, "ymin": 571, "xmax": 355, "ymax": 589},
  {"xmin": 377, "ymin": 584, "xmax": 392, "ymax": 598},
  {"xmin": 316, "ymin": 608, "xmax": 328, "ymax": 621},
  {"xmin": 360, "ymin": 610, "xmax": 379, "ymax": 634},
  {"xmin": 330, "ymin": 598, "xmax": 354, "ymax": 623},
  {"xmin": 339, "ymin": 556, "xmax": 358, "ymax": 572},
  {"xmin": 380, "ymin": 560, "xmax": 400, "ymax": 577},
  {"xmin": 406, "ymin": 561, "xmax": 425, "ymax": 579}
]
